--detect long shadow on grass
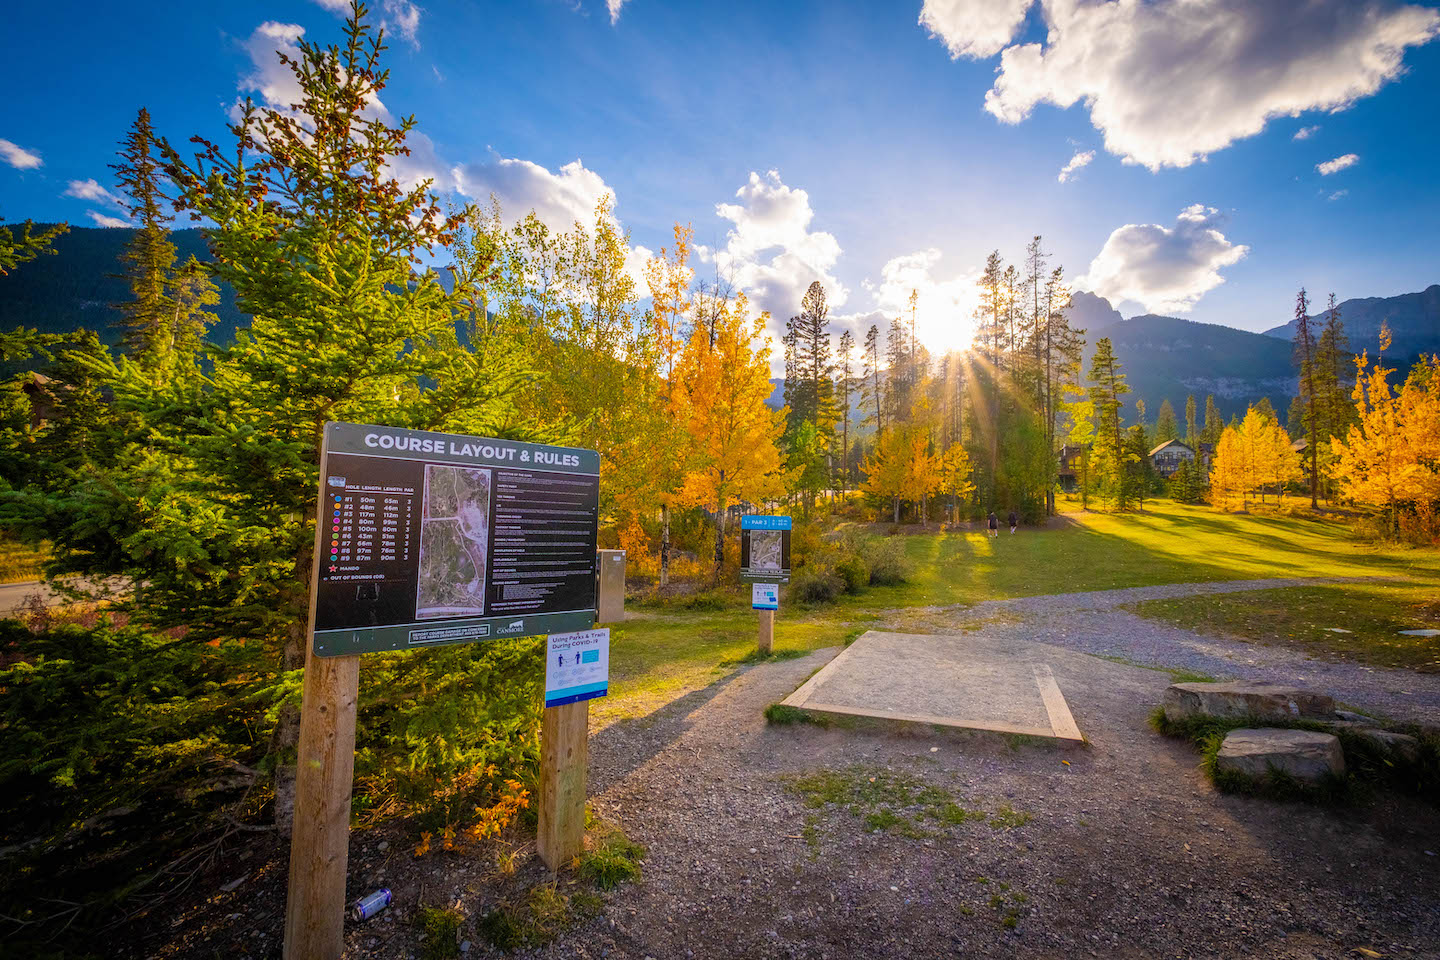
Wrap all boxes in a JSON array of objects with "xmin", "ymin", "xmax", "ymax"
[{"xmin": 587, "ymin": 667, "xmax": 748, "ymax": 793}]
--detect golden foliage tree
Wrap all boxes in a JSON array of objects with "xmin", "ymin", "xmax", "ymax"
[
  {"xmin": 1331, "ymin": 348, "xmax": 1440, "ymax": 531},
  {"xmin": 1209, "ymin": 404, "xmax": 1301, "ymax": 510},
  {"xmin": 674, "ymin": 292, "xmax": 788, "ymax": 572}
]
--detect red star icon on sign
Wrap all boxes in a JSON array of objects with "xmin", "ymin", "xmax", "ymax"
[{"xmin": 329, "ymin": 565, "xmax": 337, "ymax": 572}]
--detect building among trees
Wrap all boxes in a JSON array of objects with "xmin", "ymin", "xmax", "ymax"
[{"xmin": 1148, "ymin": 438, "xmax": 1196, "ymax": 478}]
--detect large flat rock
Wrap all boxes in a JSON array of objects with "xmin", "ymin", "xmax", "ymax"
[
  {"xmin": 1214, "ymin": 728, "xmax": 1345, "ymax": 782},
  {"xmin": 1163, "ymin": 681, "xmax": 1335, "ymax": 723}
]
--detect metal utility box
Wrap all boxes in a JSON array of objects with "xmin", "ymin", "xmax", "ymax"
[{"xmin": 597, "ymin": 549, "xmax": 625, "ymax": 623}]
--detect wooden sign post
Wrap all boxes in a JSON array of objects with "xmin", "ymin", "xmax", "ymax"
[
  {"xmin": 537, "ymin": 699, "xmax": 590, "ymax": 869},
  {"xmin": 536, "ymin": 627, "xmax": 610, "ymax": 871},
  {"xmin": 757, "ymin": 606, "xmax": 775, "ymax": 656},
  {"xmin": 283, "ymin": 649, "xmax": 361, "ymax": 960}
]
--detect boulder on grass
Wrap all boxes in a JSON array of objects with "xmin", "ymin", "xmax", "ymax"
[
  {"xmin": 1353, "ymin": 728, "xmax": 1420, "ymax": 762},
  {"xmin": 1214, "ymin": 728, "xmax": 1345, "ymax": 783},
  {"xmin": 1163, "ymin": 681, "xmax": 1335, "ymax": 723}
]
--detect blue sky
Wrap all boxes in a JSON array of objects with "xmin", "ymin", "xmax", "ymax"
[{"xmin": 3, "ymin": 0, "xmax": 1439, "ymax": 354}]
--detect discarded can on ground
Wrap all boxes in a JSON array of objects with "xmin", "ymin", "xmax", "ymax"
[{"xmin": 352, "ymin": 888, "xmax": 392, "ymax": 921}]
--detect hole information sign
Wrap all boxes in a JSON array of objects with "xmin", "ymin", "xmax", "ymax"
[
  {"xmin": 739, "ymin": 514, "xmax": 792, "ymax": 583},
  {"xmin": 309, "ymin": 422, "xmax": 600, "ymax": 657}
]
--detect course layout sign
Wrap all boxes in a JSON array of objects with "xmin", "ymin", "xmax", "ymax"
[
  {"xmin": 309, "ymin": 422, "xmax": 600, "ymax": 657},
  {"xmin": 544, "ymin": 628, "xmax": 610, "ymax": 708},
  {"xmin": 739, "ymin": 514, "xmax": 792, "ymax": 583},
  {"xmin": 752, "ymin": 583, "xmax": 779, "ymax": 610}
]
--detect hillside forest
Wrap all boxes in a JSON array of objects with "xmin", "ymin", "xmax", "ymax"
[{"xmin": 1, "ymin": 6, "xmax": 1438, "ymax": 949}]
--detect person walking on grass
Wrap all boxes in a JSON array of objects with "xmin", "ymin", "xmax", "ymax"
[
  {"xmin": 1008, "ymin": 508, "xmax": 1018, "ymax": 535},
  {"xmin": 987, "ymin": 510, "xmax": 998, "ymax": 539}
]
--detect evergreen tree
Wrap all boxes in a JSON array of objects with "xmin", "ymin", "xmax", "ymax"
[
  {"xmin": 0, "ymin": 218, "xmax": 67, "ymax": 276},
  {"xmin": 885, "ymin": 316, "xmax": 910, "ymax": 422},
  {"xmin": 837, "ymin": 328, "xmax": 854, "ymax": 492},
  {"xmin": 861, "ymin": 323, "xmax": 883, "ymax": 435},
  {"xmin": 1202, "ymin": 394, "xmax": 1222, "ymax": 445},
  {"xmin": 786, "ymin": 281, "xmax": 836, "ymax": 434},
  {"xmin": 111, "ymin": 107, "xmax": 179, "ymax": 361},
  {"xmin": 1038, "ymin": 265, "xmax": 1081, "ymax": 516},
  {"xmin": 1185, "ymin": 394, "xmax": 1197, "ymax": 448},
  {"xmin": 1087, "ymin": 337, "xmax": 1131, "ymax": 510},
  {"xmin": 1155, "ymin": 398, "xmax": 1178, "ymax": 444},
  {"xmin": 1292, "ymin": 287, "xmax": 1319, "ymax": 507},
  {"xmin": 1313, "ymin": 292, "xmax": 1355, "ymax": 500}
]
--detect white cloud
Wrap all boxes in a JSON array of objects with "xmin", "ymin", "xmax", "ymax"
[
  {"xmin": 919, "ymin": 0, "xmax": 1033, "ymax": 59},
  {"xmin": 234, "ymin": 22, "xmax": 390, "ymax": 125},
  {"xmin": 87, "ymin": 211, "xmax": 131, "ymax": 228},
  {"xmin": 1078, "ymin": 204, "xmax": 1248, "ymax": 314},
  {"xmin": 607, "ymin": 0, "xmax": 629, "ymax": 25},
  {"xmin": 1328, "ymin": 189, "xmax": 1349, "ymax": 201},
  {"xmin": 864, "ymin": 248, "xmax": 981, "ymax": 355},
  {"xmin": 1293, "ymin": 125, "xmax": 1321, "ymax": 140},
  {"xmin": 380, "ymin": 0, "xmax": 422, "ymax": 47},
  {"xmin": 951, "ymin": 0, "xmax": 1439, "ymax": 170},
  {"xmin": 310, "ymin": 0, "xmax": 421, "ymax": 47},
  {"xmin": 454, "ymin": 155, "xmax": 616, "ymax": 234},
  {"xmin": 1316, "ymin": 152, "xmax": 1359, "ymax": 174},
  {"xmin": 705, "ymin": 170, "xmax": 847, "ymax": 322},
  {"xmin": 0, "ymin": 138, "xmax": 42, "ymax": 170},
  {"xmin": 1057, "ymin": 149, "xmax": 1094, "ymax": 183},
  {"xmin": 64, "ymin": 178, "xmax": 125, "ymax": 206}
]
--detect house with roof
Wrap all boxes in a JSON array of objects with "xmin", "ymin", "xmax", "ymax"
[{"xmin": 1149, "ymin": 439, "xmax": 1196, "ymax": 478}]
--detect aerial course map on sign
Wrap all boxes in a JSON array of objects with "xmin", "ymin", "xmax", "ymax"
[{"xmin": 310, "ymin": 422, "xmax": 601, "ymax": 656}]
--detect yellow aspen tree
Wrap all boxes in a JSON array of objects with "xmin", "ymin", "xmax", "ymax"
[
  {"xmin": 938, "ymin": 444, "xmax": 976, "ymax": 524},
  {"xmin": 1333, "ymin": 349, "xmax": 1440, "ymax": 531},
  {"xmin": 1398, "ymin": 355, "xmax": 1440, "ymax": 505},
  {"xmin": 862, "ymin": 426, "xmax": 910, "ymax": 524},
  {"xmin": 1210, "ymin": 426, "xmax": 1246, "ymax": 511},
  {"xmin": 675, "ymin": 292, "xmax": 788, "ymax": 573},
  {"xmin": 1264, "ymin": 418, "xmax": 1302, "ymax": 501},
  {"xmin": 1239, "ymin": 407, "xmax": 1271, "ymax": 503},
  {"xmin": 643, "ymin": 223, "xmax": 695, "ymax": 586},
  {"xmin": 903, "ymin": 423, "xmax": 942, "ymax": 527}
]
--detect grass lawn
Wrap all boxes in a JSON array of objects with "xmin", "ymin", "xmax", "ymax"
[
  {"xmin": 1127, "ymin": 581, "xmax": 1440, "ymax": 672},
  {"xmin": 599, "ymin": 501, "xmax": 1440, "ymax": 724}
]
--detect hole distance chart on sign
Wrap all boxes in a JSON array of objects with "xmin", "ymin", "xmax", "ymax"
[{"xmin": 310, "ymin": 422, "xmax": 600, "ymax": 657}]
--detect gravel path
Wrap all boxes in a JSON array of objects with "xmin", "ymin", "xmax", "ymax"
[
  {"xmin": 891, "ymin": 576, "xmax": 1440, "ymax": 724},
  {"xmin": 541, "ymin": 632, "xmax": 1440, "ymax": 960}
]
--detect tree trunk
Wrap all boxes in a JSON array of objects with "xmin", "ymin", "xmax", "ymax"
[
  {"xmin": 893, "ymin": 497, "xmax": 900, "ymax": 525},
  {"xmin": 659, "ymin": 503, "xmax": 670, "ymax": 588},
  {"xmin": 713, "ymin": 503, "xmax": 725, "ymax": 576}
]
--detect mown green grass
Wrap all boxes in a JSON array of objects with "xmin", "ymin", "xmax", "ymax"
[
  {"xmin": 1129, "ymin": 581, "xmax": 1440, "ymax": 672},
  {"xmin": 597, "ymin": 502, "xmax": 1440, "ymax": 725}
]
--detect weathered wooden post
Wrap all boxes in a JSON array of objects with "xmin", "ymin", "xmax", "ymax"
[
  {"xmin": 283, "ymin": 649, "xmax": 360, "ymax": 960},
  {"xmin": 757, "ymin": 606, "xmax": 775, "ymax": 655},
  {"xmin": 537, "ymin": 699, "xmax": 589, "ymax": 868}
]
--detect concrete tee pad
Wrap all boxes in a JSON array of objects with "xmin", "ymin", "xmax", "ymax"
[{"xmin": 780, "ymin": 630, "xmax": 1084, "ymax": 743}]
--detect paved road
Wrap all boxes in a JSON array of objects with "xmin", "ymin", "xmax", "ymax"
[{"xmin": 0, "ymin": 578, "xmax": 125, "ymax": 612}]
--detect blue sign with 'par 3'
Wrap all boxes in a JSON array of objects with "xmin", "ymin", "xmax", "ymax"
[{"xmin": 741, "ymin": 515, "xmax": 791, "ymax": 530}]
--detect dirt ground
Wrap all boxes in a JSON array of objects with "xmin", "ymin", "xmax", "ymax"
[{"xmin": 139, "ymin": 627, "xmax": 1440, "ymax": 960}]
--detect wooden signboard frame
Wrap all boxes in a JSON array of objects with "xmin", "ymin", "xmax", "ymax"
[{"xmin": 283, "ymin": 423, "xmax": 600, "ymax": 960}]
